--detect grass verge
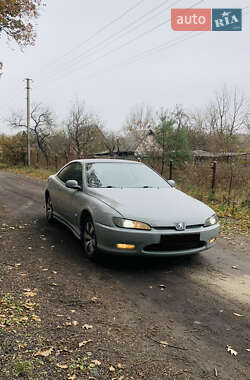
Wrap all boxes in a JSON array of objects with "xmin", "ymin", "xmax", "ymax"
[{"xmin": 0, "ymin": 164, "xmax": 55, "ymax": 180}]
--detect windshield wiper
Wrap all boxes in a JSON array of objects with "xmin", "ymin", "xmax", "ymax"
[{"xmin": 101, "ymin": 185, "xmax": 117, "ymax": 188}]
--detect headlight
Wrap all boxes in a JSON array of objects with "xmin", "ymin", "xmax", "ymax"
[
  {"xmin": 113, "ymin": 217, "xmax": 151, "ymax": 231},
  {"xmin": 204, "ymin": 214, "xmax": 218, "ymax": 227}
]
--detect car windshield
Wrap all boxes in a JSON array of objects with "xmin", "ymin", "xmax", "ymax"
[{"xmin": 85, "ymin": 162, "xmax": 170, "ymax": 188}]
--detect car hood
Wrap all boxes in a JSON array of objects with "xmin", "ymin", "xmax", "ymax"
[{"xmin": 88, "ymin": 187, "xmax": 214, "ymax": 227}]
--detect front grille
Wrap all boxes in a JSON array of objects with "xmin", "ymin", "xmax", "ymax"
[
  {"xmin": 144, "ymin": 233, "xmax": 204, "ymax": 252},
  {"xmin": 153, "ymin": 224, "xmax": 204, "ymax": 230}
]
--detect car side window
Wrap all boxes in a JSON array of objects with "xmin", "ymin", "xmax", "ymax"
[{"xmin": 58, "ymin": 163, "xmax": 83, "ymax": 187}]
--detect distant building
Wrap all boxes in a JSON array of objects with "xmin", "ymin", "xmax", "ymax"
[{"xmin": 93, "ymin": 129, "xmax": 160, "ymax": 158}]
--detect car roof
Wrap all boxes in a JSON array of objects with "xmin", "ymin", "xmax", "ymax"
[{"xmin": 69, "ymin": 159, "xmax": 142, "ymax": 164}]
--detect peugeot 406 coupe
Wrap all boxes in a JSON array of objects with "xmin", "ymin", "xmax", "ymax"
[{"xmin": 45, "ymin": 159, "xmax": 220, "ymax": 260}]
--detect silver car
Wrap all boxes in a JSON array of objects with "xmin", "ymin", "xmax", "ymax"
[{"xmin": 45, "ymin": 159, "xmax": 220, "ymax": 260}]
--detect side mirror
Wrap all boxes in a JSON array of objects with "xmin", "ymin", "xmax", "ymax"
[
  {"xmin": 66, "ymin": 180, "xmax": 81, "ymax": 190},
  {"xmin": 168, "ymin": 180, "xmax": 176, "ymax": 188}
]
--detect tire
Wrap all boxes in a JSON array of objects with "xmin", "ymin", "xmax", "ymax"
[
  {"xmin": 46, "ymin": 195, "xmax": 54, "ymax": 223},
  {"xmin": 82, "ymin": 216, "xmax": 99, "ymax": 260}
]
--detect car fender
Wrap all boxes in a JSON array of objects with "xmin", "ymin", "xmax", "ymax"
[{"xmin": 78, "ymin": 195, "xmax": 123, "ymax": 230}]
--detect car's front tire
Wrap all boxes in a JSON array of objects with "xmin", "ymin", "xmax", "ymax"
[
  {"xmin": 82, "ymin": 216, "xmax": 99, "ymax": 261},
  {"xmin": 45, "ymin": 195, "xmax": 54, "ymax": 224}
]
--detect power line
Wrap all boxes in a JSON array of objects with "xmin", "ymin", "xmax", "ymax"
[
  {"xmin": 85, "ymin": 32, "xmax": 203, "ymax": 81},
  {"xmin": 43, "ymin": 0, "xmax": 146, "ymax": 70},
  {"xmin": 69, "ymin": 6, "xmax": 250, "ymax": 81},
  {"xmin": 44, "ymin": 0, "xmax": 181, "ymax": 77},
  {"xmin": 48, "ymin": 0, "xmax": 205, "ymax": 82},
  {"xmin": 243, "ymin": 4, "xmax": 250, "ymax": 11}
]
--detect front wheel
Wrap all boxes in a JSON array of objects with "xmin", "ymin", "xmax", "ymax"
[{"xmin": 82, "ymin": 216, "xmax": 99, "ymax": 260}]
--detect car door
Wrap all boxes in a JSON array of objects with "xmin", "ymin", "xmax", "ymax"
[{"xmin": 54, "ymin": 162, "xmax": 83, "ymax": 227}]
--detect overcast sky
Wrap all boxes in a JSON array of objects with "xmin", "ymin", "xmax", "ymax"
[{"xmin": 0, "ymin": 0, "xmax": 249, "ymax": 134}]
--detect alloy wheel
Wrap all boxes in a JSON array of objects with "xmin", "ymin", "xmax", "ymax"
[{"xmin": 83, "ymin": 218, "xmax": 98, "ymax": 259}]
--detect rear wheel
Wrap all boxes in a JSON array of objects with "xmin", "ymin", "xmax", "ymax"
[
  {"xmin": 82, "ymin": 216, "xmax": 99, "ymax": 260},
  {"xmin": 46, "ymin": 195, "xmax": 54, "ymax": 223}
]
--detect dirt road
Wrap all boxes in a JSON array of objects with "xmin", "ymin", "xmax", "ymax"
[{"xmin": 0, "ymin": 171, "xmax": 249, "ymax": 380}]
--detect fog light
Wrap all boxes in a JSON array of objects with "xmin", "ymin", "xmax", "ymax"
[
  {"xmin": 116, "ymin": 244, "xmax": 135, "ymax": 250},
  {"xmin": 209, "ymin": 238, "xmax": 216, "ymax": 244}
]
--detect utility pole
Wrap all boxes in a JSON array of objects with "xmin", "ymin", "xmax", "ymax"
[{"xmin": 26, "ymin": 78, "xmax": 31, "ymax": 166}]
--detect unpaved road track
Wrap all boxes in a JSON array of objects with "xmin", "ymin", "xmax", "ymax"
[{"xmin": 0, "ymin": 171, "xmax": 249, "ymax": 380}]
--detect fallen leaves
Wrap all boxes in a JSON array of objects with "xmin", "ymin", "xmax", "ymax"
[
  {"xmin": 48, "ymin": 282, "xmax": 58, "ymax": 287},
  {"xmin": 23, "ymin": 289, "xmax": 37, "ymax": 297},
  {"xmin": 108, "ymin": 363, "xmax": 124, "ymax": 373},
  {"xmin": 56, "ymin": 363, "xmax": 68, "ymax": 369},
  {"xmin": 82, "ymin": 324, "xmax": 93, "ymax": 330},
  {"xmin": 218, "ymin": 209, "xmax": 249, "ymax": 237},
  {"xmin": 34, "ymin": 347, "xmax": 53, "ymax": 357},
  {"xmin": 233, "ymin": 312, "xmax": 244, "ymax": 317},
  {"xmin": 67, "ymin": 375, "xmax": 76, "ymax": 380},
  {"xmin": 226, "ymin": 345, "xmax": 238, "ymax": 356},
  {"xmin": 91, "ymin": 359, "xmax": 101, "ymax": 366},
  {"xmin": 160, "ymin": 341, "xmax": 169, "ymax": 347},
  {"xmin": 0, "ymin": 293, "xmax": 39, "ymax": 328},
  {"xmin": 79, "ymin": 339, "xmax": 93, "ymax": 347},
  {"xmin": 23, "ymin": 300, "xmax": 36, "ymax": 310},
  {"xmin": 32, "ymin": 314, "xmax": 41, "ymax": 322},
  {"xmin": 159, "ymin": 284, "xmax": 167, "ymax": 291},
  {"xmin": 64, "ymin": 320, "xmax": 79, "ymax": 328}
]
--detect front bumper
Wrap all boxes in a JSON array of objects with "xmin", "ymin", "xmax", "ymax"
[{"xmin": 95, "ymin": 222, "xmax": 220, "ymax": 257}]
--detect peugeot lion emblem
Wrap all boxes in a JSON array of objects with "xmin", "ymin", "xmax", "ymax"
[{"xmin": 175, "ymin": 222, "xmax": 186, "ymax": 231}]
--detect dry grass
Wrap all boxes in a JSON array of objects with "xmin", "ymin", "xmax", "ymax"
[{"xmin": 0, "ymin": 164, "xmax": 56, "ymax": 180}]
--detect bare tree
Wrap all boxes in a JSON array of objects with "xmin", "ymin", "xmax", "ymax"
[
  {"xmin": 49, "ymin": 130, "xmax": 71, "ymax": 164},
  {"xmin": 101, "ymin": 130, "xmax": 121, "ymax": 156},
  {"xmin": 189, "ymin": 87, "xmax": 249, "ymax": 152},
  {"xmin": 122, "ymin": 104, "xmax": 158, "ymax": 158},
  {"xmin": 172, "ymin": 104, "xmax": 190, "ymax": 130},
  {"xmin": 205, "ymin": 87, "xmax": 248, "ymax": 151},
  {"xmin": 31, "ymin": 104, "xmax": 54, "ymax": 167},
  {"xmin": 9, "ymin": 103, "xmax": 54, "ymax": 167},
  {"xmin": 65, "ymin": 103, "xmax": 103, "ymax": 158},
  {"xmin": 123, "ymin": 104, "xmax": 155, "ymax": 143}
]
